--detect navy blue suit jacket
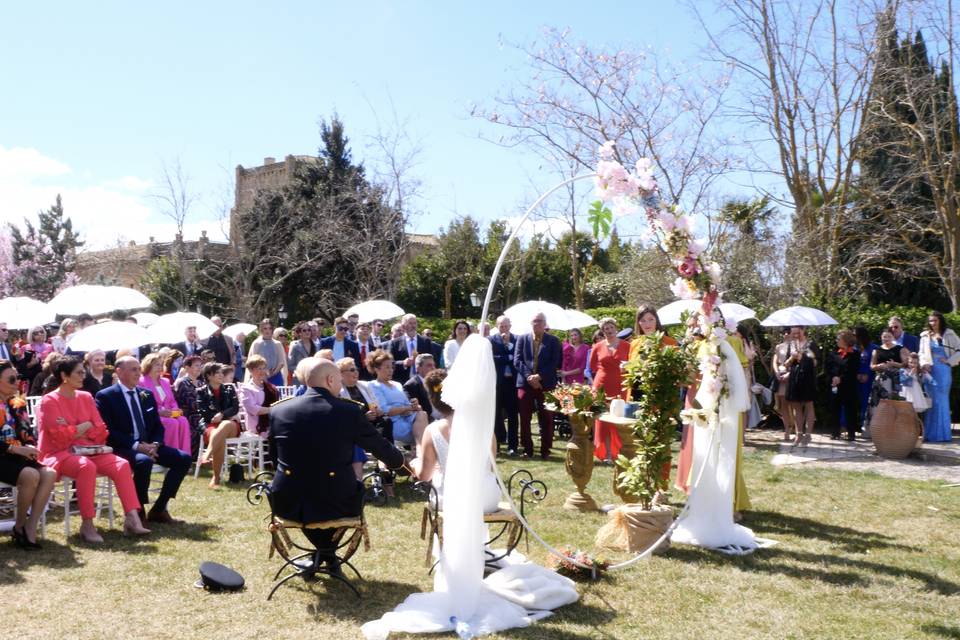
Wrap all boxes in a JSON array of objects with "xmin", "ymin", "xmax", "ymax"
[
  {"xmin": 900, "ymin": 332, "xmax": 920, "ymax": 354},
  {"xmin": 513, "ymin": 332, "xmax": 562, "ymax": 390},
  {"xmin": 318, "ymin": 336, "xmax": 362, "ymax": 371},
  {"xmin": 96, "ymin": 383, "xmax": 165, "ymax": 451},
  {"xmin": 489, "ymin": 332, "xmax": 517, "ymax": 382}
]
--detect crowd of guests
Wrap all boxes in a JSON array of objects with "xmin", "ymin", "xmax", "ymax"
[{"xmin": 2, "ymin": 304, "xmax": 955, "ymax": 550}]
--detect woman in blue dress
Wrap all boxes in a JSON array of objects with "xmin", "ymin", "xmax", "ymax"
[
  {"xmin": 855, "ymin": 326, "xmax": 876, "ymax": 427},
  {"xmin": 366, "ymin": 349, "xmax": 429, "ymax": 452},
  {"xmin": 919, "ymin": 311, "xmax": 959, "ymax": 442}
]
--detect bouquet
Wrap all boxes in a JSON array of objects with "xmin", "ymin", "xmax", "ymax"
[
  {"xmin": 547, "ymin": 546, "xmax": 609, "ymax": 580},
  {"xmin": 544, "ymin": 383, "xmax": 606, "ymax": 418}
]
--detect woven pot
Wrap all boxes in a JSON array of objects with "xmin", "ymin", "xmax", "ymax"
[
  {"xmin": 871, "ymin": 399, "xmax": 921, "ymax": 460},
  {"xmin": 595, "ymin": 504, "xmax": 673, "ymax": 554}
]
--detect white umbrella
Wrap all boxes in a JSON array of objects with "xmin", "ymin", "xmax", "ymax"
[
  {"xmin": 504, "ymin": 300, "xmax": 573, "ymax": 334},
  {"xmin": 68, "ymin": 321, "xmax": 152, "ymax": 352},
  {"xmin": 49, "ymin": 285, "xmax": 152, "ymax": 316},
  {"xmin": 0, "ymin": 297, "xmax": 56, "ymax": 329},
  {"xmin": 562, "ymin": 308, "xmax": 599, "ymax": 329},
  {"xmin": 223, "ymin": 322, "xmax": 257, "ymax": 339},
  {"xmin": 719, "ymin": 302, "xmax": 757, "ymax": 324},
  {"xmin": 657, "ymin": 299, "xmax": 704, "ymax": 325},
  {"xmin": 344, "ymin": 299, "xmax": 405, "ymax": 323},
  {"xmin": 131, "ymin": 312, "xmax": 160, "ymax": 328},
  {"xmin": 147, "ymin": 312, "xmax": 219, "ymax": 344},
  {"xmin": 760, "ymin": 305, "xmax": 838, "ymax": 327}
]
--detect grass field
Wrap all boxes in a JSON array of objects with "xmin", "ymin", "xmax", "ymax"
[{"xmin": 2, "ymin": 442, "xmax": 959, "ymax": 640}]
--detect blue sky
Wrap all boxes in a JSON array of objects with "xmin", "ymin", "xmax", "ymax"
[{"xmin": 0, "ymin": 1, "xmax": 737, "ymax": 248}]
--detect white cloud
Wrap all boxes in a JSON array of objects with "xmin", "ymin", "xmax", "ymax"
[{"xmin": 0, "ymin": 146, "xmax": 222, "ymax": 249}]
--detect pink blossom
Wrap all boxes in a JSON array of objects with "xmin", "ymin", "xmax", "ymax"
[
  {"xmin": 707, "ymin": 261, "xmax": 722, "ymax": 282},
  {"xmin": 687, "ymin": 237, "xmax": 707, "ymax": 258},
  {"xmin": 677, "ymin": 257, "xmax": 699, "ymax": 277},
  {"xmin": 635, "ymin": 157, "xmax": 656, "ymax": 192},
  {"xmin": 707, "ymin": 378, "xmax": 723, "ymax": 395},
  {"xmin": 670, "ymin": 277, "xmax": 697, "ymax": 300},
  {"xmin": 658, "ymin": 211, "xmax": 676, "ymax": 232},
  {"xmin": 598, "ymin": 140, "xmax": 616, "ymax": 159},
  {"xmin": 675, "ymin": 215, "xmax": 694, "ymax": 233}
]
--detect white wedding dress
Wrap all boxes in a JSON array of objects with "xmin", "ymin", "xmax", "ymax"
[
  {"xmin": 671, "ymin": 338, "xmax": 759, "ymax": 553},
  {"xmin": 362, "ymin": 335, "xmax": 578, "ymax": 639},
  {"xmin": 431, "ymin": 427, "xmax": 502, "ymax": 514}
]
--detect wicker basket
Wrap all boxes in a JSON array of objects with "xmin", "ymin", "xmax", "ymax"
[
  {"xmin": 595, "ymin": 504, "xmax": 673, "ymax": 554},
  {"xmin": 871, "ymin": 399, "xmax": 921, "ymax": 459}
]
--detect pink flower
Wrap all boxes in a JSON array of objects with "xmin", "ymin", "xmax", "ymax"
[
  {"xmin": 658, "ymin": 211, "xmax": 676, "ymax": 232},
  {"xmin": 677, "ymin": 257, "xmax": 699, "ymax": 277},
  {"xmin": 635, "ymin": 157, "xmax": 656, "ymax": 192},
  {"xmin": 687, "ymin": 238, "xmax": 707, "ymax": 258},
  {"xmin": 713, "ymin": 327, "xmax": 727, "ymax": 340},
  {"xmin": 707, "ymin": 261, "xmax": 722, "ymax": 282},
  {"xmin": 599, "ymin": 140, "xmax": 616, "ymax": 159},
  {"xmin": 670, "ymin": 277, "xmax": 697, "ymax": 300}
]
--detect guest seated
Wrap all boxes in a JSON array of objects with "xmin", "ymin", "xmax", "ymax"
[
  {"xmin": 96, "ymin": 357, "xmax": 192, "ymax": 525},
  {"xmin": 239, "ymin": 354, "xmax": 278, "ymax": 437},
  {"xmin": 16, "ymin": 326, "xmax": 52, "ymax": 389},
  {"xmin": 163, "ymin": 349, "xmax": 184, "ymax": 384},
  {"xmin": 140, "ymin": 353, "xmax": 192, "ymax": 455},
  {"xmin": 38, "ymin": 356, "xmax": 150, "ymax": 542},
  {"xmin": 268, "ymin": 357, "xmax": 404, "ymax": 570},
  {"xmin": 0, "ymin": 359, "xmax": 56, "ymax": 548},
  {"xmin": 81, "ymin": 349, "xmax": 112, "ymax": 396},
  {"xmin": 411, "ymin": 369, "xmax": 500, "ymax": 513},
  {"xmin": 29, "ymin": 351, "xmax": 62, "ymax": 396},
  {"xmin": 173, "ymin": 355, "xmax": 204, "ymax": 456},
  {"xmin": 365, "ymin": 349, "xmax": 428, "ymax": 455},
  {"xmin": 403, "ymin": 353, "xmax": 439, "ymax": 420},
  {"xmin": 197, "ymin": 362, "xmax": 242, "ymax": 488},
  {"xmin": 335, "ymin": 357, "xmax": 385, "ymax": 480}
]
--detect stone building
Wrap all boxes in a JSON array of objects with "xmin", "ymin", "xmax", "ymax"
[{"xmin": 76, "ymin": 154, "xmax": 437, "ymax": 288}]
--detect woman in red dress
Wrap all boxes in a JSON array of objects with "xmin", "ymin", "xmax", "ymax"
[
  {"xmin": 591, "ymin": 317, "xmax": 631, "ymax": 462},
  {"xmin": 37, "ymin": 356, "xmax": 150, "ymax": 543}
]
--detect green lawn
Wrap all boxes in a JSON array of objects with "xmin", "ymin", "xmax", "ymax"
[{"xmin": 3, "ymin": 444, "xmax": 959, "ymax": 640}]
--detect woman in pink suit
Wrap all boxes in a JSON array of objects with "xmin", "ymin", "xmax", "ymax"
[
  {"xmin": 38, "ymin": 356, "xmax": 150, "ymax": 543},
  {"xmin": 139, "ymin": 353, "xmax": 192, "ymax": 455}
]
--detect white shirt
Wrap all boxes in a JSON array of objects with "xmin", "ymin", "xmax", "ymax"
[{"xmin": 118, "ymin": 381, "xmax": 146, "ymax": 445}]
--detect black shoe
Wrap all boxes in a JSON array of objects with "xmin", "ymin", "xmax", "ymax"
[
  {"xmin": 11, "ymin": 526, "xmax": 39, "ymax": 550},
  {"xmin": 324, "ymin": 557, "xmax": 345, "ymax": 578},
  {"xmin": 506, "ymin": 449, "xmax": 518, "ymax": 458}
]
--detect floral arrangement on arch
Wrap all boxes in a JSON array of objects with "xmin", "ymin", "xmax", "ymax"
[
  {"xmin": 544, "ymin": 383, "xmax": 606, "ymax": 418},
  {"xmin": 592, "ymin": 141, "xmax": 732, "ymax": 415}
]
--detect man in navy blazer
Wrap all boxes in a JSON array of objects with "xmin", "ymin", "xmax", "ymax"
[
  {"xmin": 319, "ymin": 317, "xmax": 363, "ymax": 371},
  {"xmin": 96, "ymin": 356, "xmax": 192, "ymax": 523},
  {"xmin": 889, "ymin": 316, "xmax": 920, "ymax": 353},
  {"xmin": 513, "ymin": 312, "xmax": 563, "ymax": 459},
  {"xmin": 489, "ymin": 315, "xmax": 519, "ymax": 454},
  {"xmin": 388, "ymin": 314, "xmax": 434, "ymax": 384}
]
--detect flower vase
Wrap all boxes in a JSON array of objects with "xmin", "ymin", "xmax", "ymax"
[
  {"xmin": 563, "ymin": 414, "xmax": 598, "ymax": 512},
  {"xmin": 612, "ymin": 420, "xmax": 639, "ymax": 503}
]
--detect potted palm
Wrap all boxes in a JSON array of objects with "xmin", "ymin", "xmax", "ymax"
[
  {"xmin": 596, "ymin": 332, "xmax": 695, "ymax": 552},
  {"xmin": 544, "ymin": 383, "xmax": 606, "ymax": 511}
]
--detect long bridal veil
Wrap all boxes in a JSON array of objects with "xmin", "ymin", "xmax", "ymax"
[
  {"xmin": 362, "ymin": 334, "xmax": 577, "ymax": 639},
  {"xmin": 671, "ymin": 338, "xmax": 758, "ymax": 552}
]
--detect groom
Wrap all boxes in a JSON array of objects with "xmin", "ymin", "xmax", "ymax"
[{"xmin": 96, "ymin": 356, "xmax": 192, "ymax": 523}]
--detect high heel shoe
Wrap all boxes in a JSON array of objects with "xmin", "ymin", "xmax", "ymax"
[{"xmin": 122, "ymin": 513, "xmax": 151, "ymax": 537}]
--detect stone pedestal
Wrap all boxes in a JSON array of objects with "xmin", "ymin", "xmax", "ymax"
[{"xmin": 563, "ymin": 415, "xmax": 598, "ymax": 512}]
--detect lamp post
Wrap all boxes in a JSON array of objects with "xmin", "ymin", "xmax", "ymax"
[
  {"xmin": 278, "ymin": 304, "xmax": 288, "ymax": 326},
  {"xmin": 469, "ymin": 292, "xmax": 481, "ymax": 308}
]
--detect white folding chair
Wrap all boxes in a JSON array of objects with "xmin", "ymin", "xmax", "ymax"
[
  {"xmin": 56, "ymin": 475, "xmax": 115, "ymax": 537},
  {"xmin": 150, "ymin": 464, "xmax": 169, "ymax": 497},
  {"xmin": 194, "ymin": 434, "xmax": 264, "ymax": 479},
  {"xmin": 276, "ymin": 385, "xmax": 296, "ymax": 399},
  {"xmin": 0, "ymin": 480, "xmax": 47, "ymax": 538},
  {"xmin": 25, "ymin": 395, "xmax": 42, "ymax": 428}
]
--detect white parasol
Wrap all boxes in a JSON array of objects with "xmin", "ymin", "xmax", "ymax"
[
  {"xmin": 562, "ymin": 308, "xmax": 599, "ymax": 329},
  {"xmin": 657, "ymin": 299, "xmax": 704, "ymax": 325},
  {"xmin": 131, "ymin": 312, "xmax": 160, "ymax": 328},
  {"xmin": 0, "ymin": 297, "xmax": 56, "ymax": 329},
  {"xmin": 68, "ymin": 321, "xmax": 152, "ymax": 352},
  {"xmin": 49, "ymin": 285, "xmax": 153, "ymax": 316},
  {"xmin": 223, "ymin": 322, "xmax": 257, "ymax": 339},
  {"xmin": 719, "ymin": 302, "xmax": 757, "ymax": 324},
  {"xmin": 147, "ymin": 312, "xmax": 219, "ymax": 344},
  {"xmin": 504, "ymin": 300, "xmax": 574, "ymax": 334},
  {"xmin": 344, "ymin": 300, "xmax": 405, "ymax": 323},
  {"xmin": 760, "ymin": 305, "xmax": 837, "ymax": 327}
]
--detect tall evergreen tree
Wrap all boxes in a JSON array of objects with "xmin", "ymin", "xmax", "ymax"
[
  {"xmin": 7, "ymin": 195, "xmax": 83, "ymax": 300},
  {"xmin": 857, "ymin": 12, "xmax": 960, "ymax": 310}
]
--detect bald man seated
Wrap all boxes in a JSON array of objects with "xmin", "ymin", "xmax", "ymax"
[
  {"xmin": 96, "ymin": 356, "xmax": 192, "ymax": 524},
  {"xmin": 268, "ymin": 357, "xmax": 404, "ymax": 570}
]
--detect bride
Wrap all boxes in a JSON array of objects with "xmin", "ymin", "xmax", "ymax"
[
  {"xmin": 670, "ymin": 324, "xmax": 759, "ymax": 553},
  {"xmin": 411, "ymin": 368, "xmax": 501, "ymax": 514},
  {"xmin": 362, "ymin": 335, "xmax": 577, "ymax": 639}
]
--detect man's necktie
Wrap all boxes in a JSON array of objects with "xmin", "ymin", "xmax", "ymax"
[{"xmin": 127, "ymin": 390, "xmax": 145, "ymax": 441}]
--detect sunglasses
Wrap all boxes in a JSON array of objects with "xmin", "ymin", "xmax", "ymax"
[
  {"xmin": 1, "ymin": 375, "xmax": 17, "ymax": 383},
  {"xmin": 343, "ymin": 367, "xmax": 358, "ymax": 372},
  {"xmin": 336, "ymin": 325, "xmax": 348, "ymax": 331}
]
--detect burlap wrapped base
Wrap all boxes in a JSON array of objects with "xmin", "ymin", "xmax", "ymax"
[
  {"xmin": 596, "ymin": 504, "xmax": 673, "ymax": 554},
  {"xmin": 871, "ymin": 399, "xmax": 921, "ymax": 460}
]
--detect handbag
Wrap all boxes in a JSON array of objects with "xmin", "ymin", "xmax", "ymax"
[{"xmin": 71, "ymin": 444, "xmax": 113, "ymax": 456}]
